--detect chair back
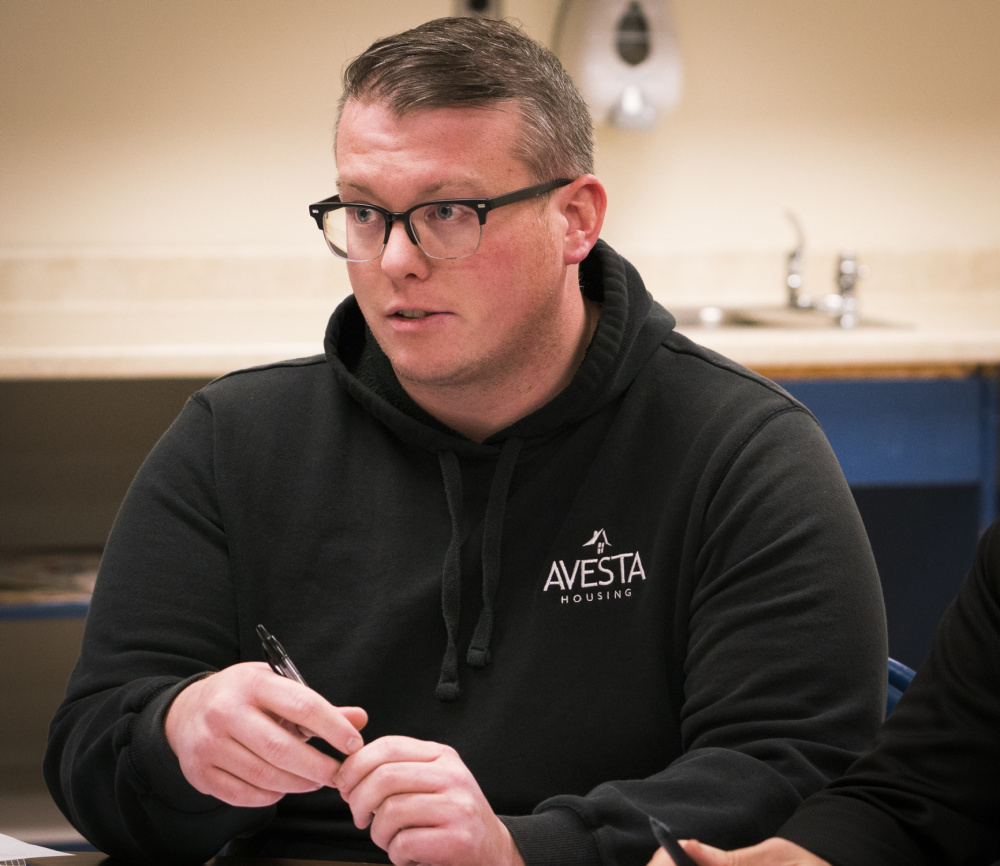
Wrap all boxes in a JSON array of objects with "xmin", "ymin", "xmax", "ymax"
[{"xmin": 886, "ymin": 657, "xmax": 916, "ymax": 716}]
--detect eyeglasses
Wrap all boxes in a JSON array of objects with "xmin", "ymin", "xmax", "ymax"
[{"xmin": 308, "ymin": 178, "xmax": 573, "ymax": 262}]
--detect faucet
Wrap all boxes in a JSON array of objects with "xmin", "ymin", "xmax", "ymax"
[
  {"xmin": 784, "ymin": 213, "xmax": 868, "ymax": 328},
  {"xmin": 819, "ymin": 251, "xmax": 870, "ymax": 328},
  {"xmin": 784, "ymin": 211, "xmax": 809, "ymax": 310},
  {"xmin": 832, "ymin": 251, "xmax": 862, "ymax": 328}
]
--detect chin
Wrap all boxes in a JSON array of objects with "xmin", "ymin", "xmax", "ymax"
[{"xmin": 392, "ymin": 356, "xmax": 478, "ymax": 390}]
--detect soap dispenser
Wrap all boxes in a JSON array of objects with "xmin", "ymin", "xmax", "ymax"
[{"xmin": 554, "ymin": 0, "xmax": 682, "ymax": 130}]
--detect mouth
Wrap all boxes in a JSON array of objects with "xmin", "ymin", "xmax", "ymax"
[{"xmin": 394, "ymin": 310, "xmax": 431, "ymax": 319}]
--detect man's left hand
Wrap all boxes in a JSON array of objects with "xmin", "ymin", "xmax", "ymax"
[{"xmin": 334, "ymin": 735, "xmax": 524, "ymax": 866}]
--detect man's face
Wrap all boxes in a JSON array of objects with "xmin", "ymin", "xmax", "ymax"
[{"xmin": 335, "ymin": 99, "xmax": 576, "ymax": 400}]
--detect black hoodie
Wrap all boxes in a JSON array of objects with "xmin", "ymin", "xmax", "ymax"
[
  {"xmin": 45, "ymin": 241, "xmax": 887, "ymax": 866},
  {"xmin": 777, "ymin": 519, "xmax": 1000, "ymax": 866}
]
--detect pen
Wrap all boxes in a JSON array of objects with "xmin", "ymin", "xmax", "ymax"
[
  {"xmin": 649, "ymin": 816, "xmax": 697, "ymax": 866},
  {"xmin": 257, "ymin": 624, "xmax": 307, "ymax": 686}
]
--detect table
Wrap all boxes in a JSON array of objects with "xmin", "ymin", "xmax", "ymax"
[{"xmin": 25, "ymin": 855, "xmax": 384, "ymax": 866}]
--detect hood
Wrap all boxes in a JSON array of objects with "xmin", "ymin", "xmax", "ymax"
[{"xmin": 322, "ymin": 239, "xmax": 675, "ymax": 699}]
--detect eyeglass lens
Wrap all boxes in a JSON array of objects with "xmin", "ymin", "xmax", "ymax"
[{"xmin": 324, "ymin": 203, "xmax": 483, "ymax": 262}]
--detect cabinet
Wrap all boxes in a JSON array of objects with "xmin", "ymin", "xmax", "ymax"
[
  {"xmin": 4, "ymin": 372, "xmax": 995, "ymax": 637},
  {"xmin": 0, "ymin": 378, "xmax": 209, "ymax": 846},
  {"xmin": 775, "ymin": 371, "xmax": 999, "ymax": 668}
]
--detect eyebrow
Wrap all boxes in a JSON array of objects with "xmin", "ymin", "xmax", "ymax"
[{"xmin": 336, "ymin": 178, "xmax": 486, "ymax": 205}]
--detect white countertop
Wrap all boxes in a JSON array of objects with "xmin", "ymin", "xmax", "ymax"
[
  {"xmin": 0, "ymin": 298, "xmax": 335, "ymax": 379},
  {"xmin": 2, "ymin": 252, "xmax": 999, "ymax": 380}
]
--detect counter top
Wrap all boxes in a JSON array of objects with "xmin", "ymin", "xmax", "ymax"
[
  {"xmin": 0, "ymin": 550, "xmax": 99, "ymax": 620},
  {"xmin": 0, "ymin": 298, "xmax": 336, "ymax": 379},
  {"xmin": 674, "ymin": 288, "xmax": 1000, "ymax": 378},
  {"xmin": 2, "ymin": 253, "xmax": 999, "ymax": 380}
]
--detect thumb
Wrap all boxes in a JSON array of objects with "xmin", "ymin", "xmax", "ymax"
[
  {"xmin": 683, "ymin": 837, "xmax": 828, "ymax": 866},
  {"xmin": 681, "ymin": 839, "xmax": 739, "ymax": 866}
]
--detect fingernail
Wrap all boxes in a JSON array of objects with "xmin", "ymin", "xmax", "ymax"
[{"xmin": 346, "ymin": 735, "xmax": 362, "ymax": 753}]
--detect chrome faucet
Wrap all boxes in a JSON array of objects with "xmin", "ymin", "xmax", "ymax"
[
  {"xmin": 784, "ymin": 213, "xmax": 868, "ymax": 328},
  {"xmin": 832, "ymin": 251, "xmax": 863, "ymax": 328},
  {"xmin": 784, "ymin": 211, "xmax": 809, "ymax": 310}
]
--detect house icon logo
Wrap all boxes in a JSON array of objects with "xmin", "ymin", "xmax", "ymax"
[
  {"xmin": 583, "ymin": 529, "xmax": 611, "ymax": 555},
  {"xmin": 541, "ymin": 528, "xmax": 645, "ymax": 601}
]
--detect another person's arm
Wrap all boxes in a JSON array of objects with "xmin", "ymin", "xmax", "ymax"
[{"xmin": 773, "ymin": 519, "xmax": 1000, "ymax": 866}]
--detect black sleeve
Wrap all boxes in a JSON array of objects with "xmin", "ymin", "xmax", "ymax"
[
  {"xmin": 43, "ymin": 395, "xmax": 275, "ymax": 864},
  {"xmin": 778, "ymin": 520, "xmax": 1000, "ymax": 866},
  {"xmin": 504, "ymin": 407, "xmax": 889, "ymax": 866}
]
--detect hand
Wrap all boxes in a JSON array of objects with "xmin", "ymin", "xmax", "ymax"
[
  {"xmin": 334, "ymin": 735, "xmax": 524, "ymax": 866},
  {"xmin": 165, "ymin": 661, "xmax": 368, "ymax": 808},
  {"xmin": 648, "ymin": 837, "xmax": 832, "ymax": 866}
]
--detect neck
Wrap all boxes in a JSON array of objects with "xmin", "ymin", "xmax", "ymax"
[{"xmin": 401, "ymin": 296, "xmax": 601, "ymax": 443}]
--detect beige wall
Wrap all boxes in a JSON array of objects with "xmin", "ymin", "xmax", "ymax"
[{"xmin": 3, "ymin": 0, "xmax": 998, "ymax": 266}]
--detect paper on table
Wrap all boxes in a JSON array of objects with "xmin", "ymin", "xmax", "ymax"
[{"xmin": 0, "ymin": 833, "xmax": 72, "ymax": 863}]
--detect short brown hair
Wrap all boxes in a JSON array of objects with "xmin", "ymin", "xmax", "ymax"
[{"xmin": 337, "ymin": 16, "xmax": 594, "ymax": 181}]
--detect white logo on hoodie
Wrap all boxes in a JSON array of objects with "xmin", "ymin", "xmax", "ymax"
[{"xmin": 542, "ymin": 530, "xmax": 646, "ymax": 601}]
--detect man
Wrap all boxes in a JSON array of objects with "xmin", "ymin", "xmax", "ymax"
[
  {"xmin": 648, "ymin": 518, "xmax": 1000, "ymax": 866},
  {"xmin": 45, "ymin": 16, "xmax": 887, "ymax": 866}
]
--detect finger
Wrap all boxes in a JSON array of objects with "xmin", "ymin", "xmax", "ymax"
[
  {"xmin": 173, "ymin": 707, "xmax": 326, "ymax": 799},
  {"xmin": 275, "ymin": 706, "xmax": 366, "ymax": 744},
  {"xmin": 342, "ymin": 761, "xmax": 447, "ymax": 829},
  {"xmin": 730, "ymin": 838, "xmax": 833, "ymax": 866},
  {"xmin": 385, "ymin": 825, "xmax": 480, "ymax": 866},
  {"xmin": 198, "ymin": 764, "xmax": 287, "ymax": 808},
  {"xmin": 340, "ymin": 749, "xmax": 467, "ymax": 830},
  {"xmin": 182, "ymin": 731, "xmax": 320, "ymax": 807},
  {"xmin": 336, "ymin": 736, "xmax": 443, "ymax": 797},
  {"xmin": 228, "ymin": 700, "xmax": 345, "ymax": 787},
  {"xmin": 211, "ymin": 732, "xmax": 329, "ymax": 797},
  {"xmin": 249, "ymin": 669, "xmax": 366, "ymax": 759},
  {"xmin": 276, "ymin": 717, "xmax": 315, "ymax": 741},
  {"xmin": 339, "ymin": 705, "xmax": 369, "ymax": 731},
  {"xmin": 367, "ymin": 791, "xmax": 459, "ymax": 851},
  {"xmin": 681, "ymin": 838, "xmax": 811, "ymax": 866},
  {"xmin": 679, "ymin": 840, "xmax": 731, "ymax": 866}
]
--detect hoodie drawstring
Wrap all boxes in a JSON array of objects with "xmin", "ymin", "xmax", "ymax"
[
  {"xmin": 467, "ymin": 437, "xmax": 523, "ymax": 667},
  {"xmin": 435, "ymin": 451, "xmax": 464, "ymax": 702},
  {"xmin": 434, "ymin": 438, "xmax": 523, "ymax": 701}
]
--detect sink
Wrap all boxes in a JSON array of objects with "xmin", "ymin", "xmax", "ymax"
[{"xmin": 670, "ymin": 305, "xmax": 897, "ymax": 330}]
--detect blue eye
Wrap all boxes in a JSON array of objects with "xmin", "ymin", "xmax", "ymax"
[{"xmin": 434, "ymin": 204, "xmax": 456, "ymax": 220}]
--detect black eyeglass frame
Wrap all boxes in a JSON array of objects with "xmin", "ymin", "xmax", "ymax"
[{"xmin": 308, "ymin": 177, "xmax": 574, "ymax": 261}]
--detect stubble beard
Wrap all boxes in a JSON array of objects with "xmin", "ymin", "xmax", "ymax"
[{"xmin": 389, "ymin": 267, "xmax": 572, "ymax": 408}]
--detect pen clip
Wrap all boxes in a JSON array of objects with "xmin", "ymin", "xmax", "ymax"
[{"xmin": 256, "ymin": 624, "xmax": 307, "ymax": 686}]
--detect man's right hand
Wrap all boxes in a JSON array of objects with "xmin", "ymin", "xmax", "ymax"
[
  {"xmin": 648, "ymin": 838, "xmax": 832, "ymax": 866},
  {"xmin": 164, "ymin": 661, "xmax": 367, "ymax": 808}
]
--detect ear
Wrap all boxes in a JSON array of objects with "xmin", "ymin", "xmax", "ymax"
[{"xmin": 557, "ymin": 175, "xmax": 607, "ymax": 265}]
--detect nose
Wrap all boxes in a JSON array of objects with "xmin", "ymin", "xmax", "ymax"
[{"xmin": 380, "ymin": 218, "xmax": 429, "ymax": 281}]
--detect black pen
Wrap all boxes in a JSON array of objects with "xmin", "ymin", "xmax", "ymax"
[
  {"xmin": 649, "ymin": 816, "xmax": 698, "ymax": 866},
  {"xmin": 257, "ymin": 624, "xmax": 307, "ymax": 686}
]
